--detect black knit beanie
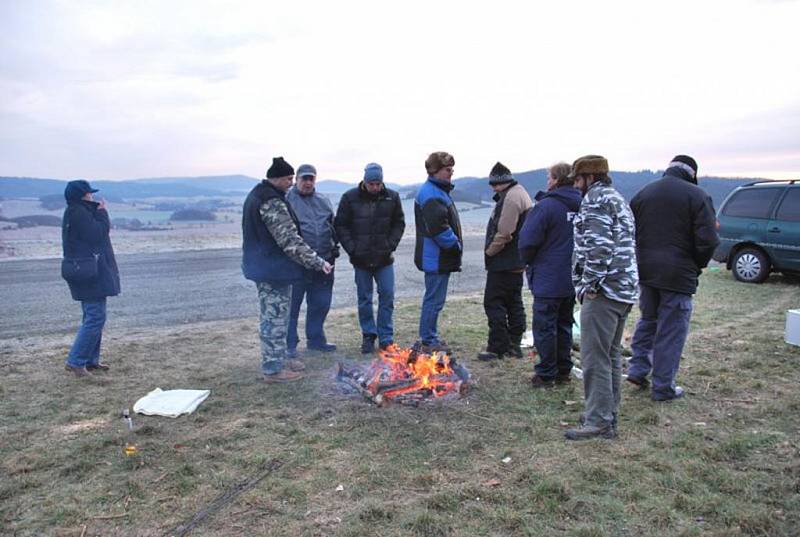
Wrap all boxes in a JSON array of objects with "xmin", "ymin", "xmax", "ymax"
[
  {"xmin": 266, "ymin": 156, "xmax": 295, "ymax": 179},
  {"xmin": 489, "ymin": 161, "xmax": 514, "ymax": 185},
  {"xmin": 669, "ymin": 155, "xmax": 698, "ymax": 178}
]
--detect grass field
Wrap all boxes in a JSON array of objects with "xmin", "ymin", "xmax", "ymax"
[{"xmin": 1, "ymin": 270, "xmax": 799, "ymax": 536}]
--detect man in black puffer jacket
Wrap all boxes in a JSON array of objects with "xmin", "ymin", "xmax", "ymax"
[
  {"xmin": 627, "ymin": 155, "xmax": 720, "ymax": 401},
  {"xmin": 335, "ymin": 163, "xmax": 405, "ymax": 353},
  {"xmin": 61, "ymin": 180, "xmax": 120, "ymax": 378}
]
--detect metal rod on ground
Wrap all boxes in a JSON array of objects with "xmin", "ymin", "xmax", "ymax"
[{"xmin": 164, "ymin": 459, "xmax": 283, "ymax": 537}]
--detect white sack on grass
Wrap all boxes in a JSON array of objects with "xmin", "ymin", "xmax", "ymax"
[
  {"xmin": 133, "ymin": 388, "xmax": 211, "ymax": 418},
  {"xmin": 520, "ymin": 309, "xmax": 582, "ymax": 348}
]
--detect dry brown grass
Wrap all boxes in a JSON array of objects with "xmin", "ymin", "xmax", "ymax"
[{"xmin": 1, "ymin": 271, "xmax": 800, "ymax": 536}]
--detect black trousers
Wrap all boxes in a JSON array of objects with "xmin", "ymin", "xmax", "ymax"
[{"xmin": 483, "ymin": 271, "xmax": 526, "ymax": 354}]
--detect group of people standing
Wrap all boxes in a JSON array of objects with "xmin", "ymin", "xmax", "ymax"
[
  {"xmin": 490, "ymin": 154, "xmax": 718, "ymax": 440},
  {"xmin": 60, "ymin": 150, "xmax": 719, "ymax": 441},
  {"xmin": 240, "ymin": 152, "xmax": 463, "ymax": 382}
]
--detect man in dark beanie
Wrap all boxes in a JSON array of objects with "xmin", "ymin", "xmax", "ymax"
[
  {"xmin": 414, "ymin": 151, "xmax": 462, "ymax": 352},
  {"xmin": 477, "ymin": 162, "xmax": 532, "ymax": 361},
  {"xmin": 627, "ymin": 155, "xmax": 719, "ymax": 401},
  {"xmin": 565, "ymin": 155, "xmax": 638, "ymax": 440},
  {"xmin": 335, "ymin": 162, "xmax": 405, "ymax": 353},
  {"xmin": 242, "ymin": 156, "xmax": 332, "ymax": 383},
  {"xmin": 518, "ymin": 162, "xmax": 582, "ymax": 385}
]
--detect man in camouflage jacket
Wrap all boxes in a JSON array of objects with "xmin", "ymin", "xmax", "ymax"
[
  {"xmin": 565, "ymin": 155, "xmax": 639, "ymax": 441},
  {"xmin": 242, "ymin": 157, "xmax": 332, "ymax": 383}
]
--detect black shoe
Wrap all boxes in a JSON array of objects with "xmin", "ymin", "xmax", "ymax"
[
  {"xmin": 565, "ymin": 423, "xmax": 617, "ymax": 441},
  {"xmin": 477, "ymin": 351, "xmax": 501, "ymax": 361},
  {"xmin": 555, "ymin": 373, "xmax": 572, "ymax": 385},
  {"xmin": 530, "ymin": 375, "xmax": 555, "ymax": 389},
  {"xmin": 86, "ymin": 362, "xmax": 110, "ymax": 372},
  {"xmin": 308, "ymin": 343, "xmax": 337, "ymax": 352},
  {"xmin": 361, "ymin": 335, "xmax": 377, "ymax": 354},
  {"xmin": 507, "ymin": 345, "xmax": 524, "ymax": 359},
  {"xmin": 379, "ymin": 341, "xmax": 395, "ymax": 351},
  {"xmin": 626, "ymin": 375, "xmax": 650, "ymax": 390},
  {"xmin": 652, "ymin": 386, "xmax": 685, "ymax": 402}
]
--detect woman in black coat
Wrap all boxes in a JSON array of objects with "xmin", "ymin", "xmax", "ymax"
[{"xmin": 61, "ymin": 180, "xmax": 120, "ymax": 377}]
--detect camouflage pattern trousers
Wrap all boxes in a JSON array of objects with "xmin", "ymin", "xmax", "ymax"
[{"xmin": 256, "ymin": 281, "xmax": 291, "ymax": 374}]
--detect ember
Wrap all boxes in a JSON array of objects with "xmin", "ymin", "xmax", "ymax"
[{"xmin": 337, "ymin": 345, "xmax": 470, "ymax": 406}]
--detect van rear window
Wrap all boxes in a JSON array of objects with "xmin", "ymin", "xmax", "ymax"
[
  {"xmin": 775, "ymin": 188, "xmax": 800, "ymax": 222},
  {"xmin": 722, "ymin": 188, "xmax": 782, "ymax": 219}
]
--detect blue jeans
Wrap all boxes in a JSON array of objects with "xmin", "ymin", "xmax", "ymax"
[
  {"xmin": 533, "ymin": 294, "xmax": 575, "ymax": 380},
  {"xmin": 419, "ymin": 272, "xmax": 450, "ymax": 345},
  {"xmin": 628, "ymin": 285, "xmax": 693, "ymax": 398},
  {"xmin": 287, "ymin": 270, "xmax": 334, "ymax": 350},
  {"xmin": 67, "ymin": 299, "xmax": 107, "ymax": 368},
  {"xmin": 354, "ymin": 265, "xmax": 395, "ymax": 345}
]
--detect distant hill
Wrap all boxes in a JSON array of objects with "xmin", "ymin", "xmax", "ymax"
[
  {"xmin": 425, "ymin": 169, "xmax": 755, "ymax": 209},
  {"xmin": 0, "ymin": 172, "xmax": 763, "ymax": 208}
]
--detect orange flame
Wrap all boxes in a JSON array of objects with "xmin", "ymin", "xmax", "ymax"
[{"xmin": 366, "ymin": 344, "xmax": 460, "ymax": 400}]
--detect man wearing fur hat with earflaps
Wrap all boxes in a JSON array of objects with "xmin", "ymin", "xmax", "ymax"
[
  {"xmin": 566, "ymin": 155, "xmax": 639, "ymax": 440},
  {"xmin": 477, "ymin": 162, "xmax": 533, "ymax": 361},
  {"xmin": 414, "ymin": 151, "xmax": 462, "ymax": 353}
]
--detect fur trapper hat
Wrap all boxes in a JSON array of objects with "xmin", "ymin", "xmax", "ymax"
[
  {"xmin": 568, "ymin": 155, "xmax": 609, "ymax": 178},
  {"xmin": 425, "ymin": 151, "xmax": 455, "ymax": 175}
]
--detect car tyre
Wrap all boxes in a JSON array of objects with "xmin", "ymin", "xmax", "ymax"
[{"xmin": 732, "ymin": 247, "xmax": 770, "ymax": 283}]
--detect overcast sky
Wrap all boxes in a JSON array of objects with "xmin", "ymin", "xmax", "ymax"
[{"xmin": 1, "ymin": 0, "xmax": 799, "ymax": 183}]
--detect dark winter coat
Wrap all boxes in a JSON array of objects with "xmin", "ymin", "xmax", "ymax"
[
  {"xmin": 241, "ymin": 180, "xmax": 304, "ymax": 284},
  {"xmin": 414, "ymin": 177, "xmax": 463, "ymax": 273},
  {"xmin": 629, "ymin": 168, "xmax": 720, "ymax": 295},
  {"xmin": 518, "ymin": 186, "xmax": 582, "ymax": 298},
  {"xmin": 61, "ymin": 199, "xmax": 121, "ymax": 301},
  {"xmin": 334, "ymin": 183, "xmax": 405, "ymax": 270}
]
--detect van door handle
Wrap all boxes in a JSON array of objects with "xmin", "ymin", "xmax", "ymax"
[{"xmin": 768, "ymin": 227, "xmax": 781, "ymax": 233}]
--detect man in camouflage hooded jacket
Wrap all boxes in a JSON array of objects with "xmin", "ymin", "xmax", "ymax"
[
  {"xmin": 565, "ymin": 155, "xmax": 639, "ymax": 441},
  {"xmin": 242, "ymin": 157, "xmax": 332, "ymax": 383}
]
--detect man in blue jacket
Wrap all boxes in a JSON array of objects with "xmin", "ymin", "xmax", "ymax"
[
  {"xmin": 414, "ymin": 151, "xmax": 462, "ymax": 352},
  {"xmin": 518, "ymin": 162, "xmax": 582, "ymax": 388}
]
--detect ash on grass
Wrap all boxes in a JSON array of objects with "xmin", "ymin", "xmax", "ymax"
[{"xmin": 2, "ymin": 273, "xmax": 800, "ymax": 536}]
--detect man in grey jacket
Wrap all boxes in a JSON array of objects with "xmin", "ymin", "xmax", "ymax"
[{"xmin": 286, "ymin": 164, "xmax": 339, "ymax": 357}]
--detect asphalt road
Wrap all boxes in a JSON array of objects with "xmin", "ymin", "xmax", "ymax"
[{"xmin": 0, "ymin": 236, "xmax": 488, "ymax": 340}]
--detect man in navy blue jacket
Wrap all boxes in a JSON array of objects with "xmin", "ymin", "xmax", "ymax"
[
  {"xmin": 414, "ymin": 151, "xmax": 462, "ymax": 351},
  {"xmin": 518, "ymin": 162, "xmax": 583, "ymax": 388}
]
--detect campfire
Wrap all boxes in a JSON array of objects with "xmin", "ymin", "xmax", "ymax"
[{"xmin": 337, "ymin": 345, "xmax": 470, "ymax": 407}]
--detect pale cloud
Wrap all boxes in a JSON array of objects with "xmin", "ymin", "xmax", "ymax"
[{"xmin": 1, "ymin": 0, "xmax": 798, "ymax": 182}]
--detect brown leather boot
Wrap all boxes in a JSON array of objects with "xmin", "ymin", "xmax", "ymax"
[{"xmin": 262, "ymin": 370, "xmax": 304, "ymax": 383}]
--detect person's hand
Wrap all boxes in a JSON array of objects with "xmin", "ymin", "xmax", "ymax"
[
  {"xmin": 98, "ymin": 198, "xmax": 107, "ymax": 211},
  {"xmin": 322, "ymin": 261, "xmax": 333, "ymax": 274}
]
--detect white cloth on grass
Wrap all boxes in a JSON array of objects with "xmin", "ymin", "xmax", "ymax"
[{"xmin": 133, "ymin": 388, "xmax": 211, "ymax": 417}]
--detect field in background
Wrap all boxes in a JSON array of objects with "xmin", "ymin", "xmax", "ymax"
[{"xmin": 1, "ymin": 271, "xmax": 799, "ymax": 536}]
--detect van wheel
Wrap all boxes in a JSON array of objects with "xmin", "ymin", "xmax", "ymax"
[{"xmin": 732, "ymin": 248, "xmax": 770, "ymax": 283}]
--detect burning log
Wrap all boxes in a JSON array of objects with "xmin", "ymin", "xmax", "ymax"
[{"xmin": 336, "ymin": 345, "xmax": 469, "ymax": 406}]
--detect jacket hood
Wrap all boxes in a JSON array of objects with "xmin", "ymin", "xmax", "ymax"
[
  {"xmin": 538, "ymin": 185, "xmax": 582, "ymax": 211},
  {"xmin": 664, "ymin": 167, "xmax": 697, "ymax": 185}
]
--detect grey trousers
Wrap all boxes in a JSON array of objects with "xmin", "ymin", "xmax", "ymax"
[{"xmin": 580, "ymin": 294, "xmax": 632, "ymax": 428}]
